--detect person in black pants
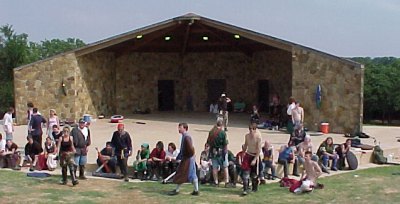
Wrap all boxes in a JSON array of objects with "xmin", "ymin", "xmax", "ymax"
[{"xmin": 111, "ymin": 123, "xmax": 132, "ymax": 182}]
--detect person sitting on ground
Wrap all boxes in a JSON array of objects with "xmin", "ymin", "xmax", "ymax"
[
  {"xmin": 133, "ymin": 143, "xmax": 150, "ymax": 179},
  {"xmin": 3, "ymin": 139, "xmax": 20, "ymax": 170},
  {"xmin": 96, "ymin": 141, "xmax": 117, "ymax": 173},
  {"xmin": 235, "ymin": 144, "xmax": 246, "ymax": 183},
  {"xmin": 227, "ymin": 150, "xmax": 238, "ymax": 187},
  {"xmin": 250, "ymin": 105, "xmax": 260, "ymax": 124},
  {"xmin": 163, "ymin": 142, "xmax": 180, "ymax": 179},
  {"xmin": 278, "ymin": 142, "xmax": 298, "ymax": 178},
  {"xmin": 147, "ymin": 141, "xmax": 166, "ymax": 181},
  {"xmin": 51, "ymin": 125, "xmax": 63, "ymax": 146},
  {"xmin": 261, "ymin": 140, "xmax": 276, "ymax": 180},
  {"xmin": 335, "ymin": 139, "xmax": 352, "ymax": 170},
  {"xmin": 233, "ymin": 98, "xmax": 246, "ymax": 113},
  {"xmin": 317, "ymin": 137, "xmax": 339, "ymax": 171},
  {"xmin": 24, "ymin": 135, "xmax": 43, "ymax": 171},
  {"xmin": 199, "ymin": 143, "xmax": 211, "ymax": 184},
  {"xmin": 295, "ymin": 151, "xmax": 323, "ymax": 194},
  {"xmin": 44, "ymin": 136, "xmax": 58, "ymax": 171}
]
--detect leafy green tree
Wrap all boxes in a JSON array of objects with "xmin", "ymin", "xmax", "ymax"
[
  {"xmin": 352, "ymin": 57, "xmax": 400, "ymax": 124},
  {"xmin": 0, "ymin": 24, "xmax": 85, "ymax": 113}
]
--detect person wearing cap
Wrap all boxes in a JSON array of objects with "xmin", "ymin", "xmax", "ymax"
[
  {"xmin": 218, "ymin": 93, "xmax": 231, "ymax": 131},
  {"xmin": 133, "ymin": 143, "xmax": 150, "ymax": 179},
  {"xmin": 71, "ymin": 118, "xmax": 91, "ymax": 179},
  {"xmin": 111, "ymin": 123, "xmax": 132, "ymax": 182}
]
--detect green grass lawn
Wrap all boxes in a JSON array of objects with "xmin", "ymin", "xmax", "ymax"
[{"xmin": 1, "ymin": 166, "xmax": 400, "ymax": 204}]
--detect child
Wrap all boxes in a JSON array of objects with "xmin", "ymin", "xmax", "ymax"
[{"xmin": 133, "ymin": 143, "xmax": 150, "ymax": 179}]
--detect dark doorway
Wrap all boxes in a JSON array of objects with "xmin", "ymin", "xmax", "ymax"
[
  {"xmin": 158, "ymin": 80, "xmax": 175, "ymax": 111},
  {"xmin": 258, "ymin": 80, "xmax": 269, "ymax": 112},
  {"xmin": 207, "ymin": 79, "xmax": 226, "ymax": 105}
]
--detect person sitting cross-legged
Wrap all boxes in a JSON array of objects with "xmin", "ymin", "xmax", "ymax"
[
  {"xmin": 147, "ymin": 141, "xmax": 166, "ymax": 181},
  {"xmin": 96, "ymin": 141, "xmax": 117, "ymax": 173},
  {"xmin": 23, "ymin": 135, "xmax": 43, "ymax": 171}
]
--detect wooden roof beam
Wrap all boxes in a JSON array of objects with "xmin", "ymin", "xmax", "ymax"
[
  {"xmin": 197, "ymin": 23, "xmax": 253, "ymax": 57},
  {"xmin": 180, "ymin": 20, "xmax": 193, "ymax": 56}
]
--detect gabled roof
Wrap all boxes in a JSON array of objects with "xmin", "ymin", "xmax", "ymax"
[{"xmin": 15, "ymin": 13, "xmax": 362, "ymax": 71}]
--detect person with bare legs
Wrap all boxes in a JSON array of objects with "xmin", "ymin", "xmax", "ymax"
[{"xmin": 241, "ymin": 123, "xmax": 262, "ymax": 195}]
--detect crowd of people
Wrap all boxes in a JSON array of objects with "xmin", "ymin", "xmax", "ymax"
[{"xmin": 1, "ymin": 96, "xmax": 356, "ymax": 195}]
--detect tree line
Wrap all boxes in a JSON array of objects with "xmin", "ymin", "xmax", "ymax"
[
  {"xmin": 0, "ymin": 24, "xmax": 399, "ymax": 124},
  {"xmin": 350, "ymin": 57, "xmax": 400, "ymax": 124}
]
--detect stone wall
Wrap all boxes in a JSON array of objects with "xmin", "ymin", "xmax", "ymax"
[
  {"xmin": 291, "ymin": 47, "xmax": 363, "ymax": 133},
  {"xmin": 114, "ymin": 50, "xmax": 292, "ymax": 114},
  {"xmin": 76, "ymin": 51, "xmax": 116, "ymax": 117},
  {"xmin": 14, "ymin": 53, "xmax": 80, "ymax": 124}
]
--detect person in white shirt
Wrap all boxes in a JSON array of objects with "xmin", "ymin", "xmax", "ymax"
[
  {"xmin": 286, "ymin": 97, "xmax": 296, "ymax": 135},
  {"xmin": 0, "ymin": 133, "xmax": 6, "ymax": 154},
  {"xmin": 164, "ymin": 142, "xmax": 180, "ymax": 178},
  {"xmin": 3, "ymin": 107, "xmax": 14, "ymax": 141}
]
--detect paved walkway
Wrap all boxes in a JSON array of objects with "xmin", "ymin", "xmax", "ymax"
[{"xmin": 6, "ymin": 112, "xmax": 400, "ymax": 165}]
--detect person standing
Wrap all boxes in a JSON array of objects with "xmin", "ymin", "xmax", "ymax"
[
  {"xmin": 3, "ymin": 107, "xmax": 14, "ymax": 141},
  {"xmin": 26, "ymin": 102, "xmax": 34, "ymax": 132},
  {"xmin": 46, "ymin": 109, "xmax": 60, "ymax": 140},
  {"xmin": 58, "ymin": 126, "xmax": 79, "ymax": 185},
  {"xmin": 71, "ymin": 119, "xmax": 91, "ymax": 180},
  {"xmin": 206, "ymin": 120, "xmax": 230, "ymax": 187},
  {"xmin": 218, "ymin": 93, "xmax": 231, "ymax": 131},
  {"xmin": 286, "ymin": 97, "xmax": 296, "ymax": 135},
  {"xmin": 241, "ymin": 123, "xmax": 262, "ymax": 195},
  {"xmin": 169, "ymin": 123, "xmax": 199, "ymax": 196},
  {"xmin": 29, "ymin": 108, "xmax": 47, "ymax": 145},
  {"xmin": 110, "ymin": 123, "xmax": 132, "ymax": 182},
  {"xmin": 291, "ymin": 101, "xmax": 304, "ymax": 128}
]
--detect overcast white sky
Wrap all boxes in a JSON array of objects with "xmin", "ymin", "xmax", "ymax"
[{"xmin": 1, "ymin": 0, "xmax": 399, "ymax": 57}]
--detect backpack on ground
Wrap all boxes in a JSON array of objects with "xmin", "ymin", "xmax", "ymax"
[{"xmin": 373, "ymin": 145, "xmax": 387, "ymax": 164}]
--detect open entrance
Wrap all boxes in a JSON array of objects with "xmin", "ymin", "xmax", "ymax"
[
  {"xmin": 258, "ymin": 80, "xmax": 269, "ymax": 112},
  {"xmin": 207, "ymin": 79, "xmax": 226, "ymax": 105},
  {"xmin": 158, "ymin": 80, "xmax": 175, "ymax": 111}
]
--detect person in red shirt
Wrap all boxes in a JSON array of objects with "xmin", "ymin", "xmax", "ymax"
[
  {"xmin": 147, "ymin": 141, "xmax": 166, "ymax": 181},
  {"xmin": 235, "ymin": 144, "xmax": 246, "ymax": 184}
]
